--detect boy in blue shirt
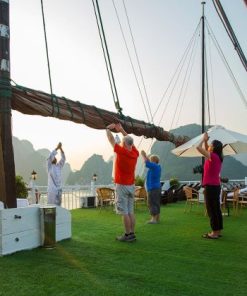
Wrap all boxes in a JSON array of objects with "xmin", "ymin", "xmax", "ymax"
[{"xmin": 141, "ymin": 150, "xmax": 162, "ymax": 224}]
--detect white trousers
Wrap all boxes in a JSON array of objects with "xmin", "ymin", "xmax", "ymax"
[{"xmin": 48, "ymin": 189, "xmax": 62, "ymax": 206}]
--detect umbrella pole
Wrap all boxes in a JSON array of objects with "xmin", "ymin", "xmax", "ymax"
[{"xmin": 201, "ymin": 2, "xmax": 206, "ymax": 184}]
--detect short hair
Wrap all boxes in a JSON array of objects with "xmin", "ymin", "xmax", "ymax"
[
  {"xmin": 123, "ymin": 135, "xmax": 134, "ymax": 146},
  {"xmin": 150, "ymin": 155, "xmax": 160, "ymax": 164}
]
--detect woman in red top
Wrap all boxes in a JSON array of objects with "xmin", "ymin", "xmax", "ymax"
[{"xmin": 197, "ymin": 132, "xmax": 223, "ymax": 239}]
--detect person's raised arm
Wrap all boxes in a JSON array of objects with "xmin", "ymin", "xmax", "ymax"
[
  {"xmin": 57, "ymin": 143, "xmax": 66, "ymax": 167},
  {"xmin": 115, "ymin": 123, "xmax": 127, "ymax": 136},
  {"xmin": 56, "ymin": 142, "xmax": 64, "ymax": 155},
  {"xmin": 141, "ymin": 150, "xmax": 149, "ymax": 162},
  {"xmin": 204, "ymin": 137, "xmax": 209, "ymax": 151},
  {"xmin": 56, "ymin": 142, "xmax": 62, "ymax": 151},
  {"xmin": 106, "ymin": 123, "xmax": 116, "ymax": 148},
  {"xmin": 47, "ymin": 146, "xmax": 58, "ymax": 170},
  {"xmin": 196, "ymin": 133, "xmax": 210, "ymax": 159}
]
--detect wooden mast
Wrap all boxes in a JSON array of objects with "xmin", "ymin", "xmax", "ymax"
[
  {"xmin": 201, "ymin": 2, "xmax": 206, "ymax": 170},
  {"xmin": 0, "ymin": 0, "xmax": 16, "ymax": 208}
]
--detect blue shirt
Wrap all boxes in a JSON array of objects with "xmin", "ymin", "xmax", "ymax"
[{"xmin": 145, "ymin": 160, "xmax": 161, "ymax": 192}]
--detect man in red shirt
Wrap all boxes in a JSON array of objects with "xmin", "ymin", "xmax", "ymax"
[{"xmin": 106, "ymin": 123, "xmax": 139, "ymax": 242}]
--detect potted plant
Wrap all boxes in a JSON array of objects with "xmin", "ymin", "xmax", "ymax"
[
  {"xmin": 169, "ymin": 177, "xmax": 180, "ymax": 203},
  {"xmin": 135, "ymin": 175, "xmax": 145, "ymax": 187},
  {"xmin": 15, "ymin": 175, "xmax": 28, "ymax": 198}
]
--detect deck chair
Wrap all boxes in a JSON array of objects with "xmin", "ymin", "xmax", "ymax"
[
  {"xmin": 237, "ymin": 192, "xmax": 247, "ymax": 212},
  {"xmin": 198, "ymin": 187, "xmax": 208, "ymax": 216},
  {"xmin": 221, "ymin": 190, "xmax": 229, "ymax": 216},
  {"xmin": 226, "ymin": 188, "xmax": 239, "ymax": 215},
  {"xmin": 134, "ymin": 187, "xmax": 147, "ymax": 208},
  {"xmin": 96, "ymin": 187, "xmax": 115, "ymax": 210},
  {"xmin": 183, "ymin": 186, "xmax": 199, "ymax": 212}
]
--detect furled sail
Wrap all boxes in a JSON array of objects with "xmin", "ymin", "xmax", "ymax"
[{"xmin": 11, "ymin": 85, "xmax": 189, "ymax": 147}]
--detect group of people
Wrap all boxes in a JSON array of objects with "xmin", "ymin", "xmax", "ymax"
[
  {"xmin": 106, "ymin": 123, "xmax": 162, "ymax": 242},
  {"xmin": 47, "ymin": 122, "xmax": 225, "ymax": 242},
  {"xmin": 106, "ymin": 123, "xmax": 224, "ymax": 242}
]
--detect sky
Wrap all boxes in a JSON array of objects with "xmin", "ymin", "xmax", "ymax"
[{"xmin": 10, "ymin": 0, "xmax": 247, "ymax": 171}]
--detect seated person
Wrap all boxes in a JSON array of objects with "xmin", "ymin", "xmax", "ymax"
[
  {"xmin": 227, "ymin": 186, "xmax": 247, "ymax": 197},
  {"xmin": 162, "ymin": 180, "xmax": 170, "ymax": 192}
]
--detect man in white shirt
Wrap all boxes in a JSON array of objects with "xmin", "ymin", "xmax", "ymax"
[
  {"xmin": 47, "ymin": 142, "xmax": 66, "ymax": 205},
  {"xmin": 227, "ymin": 186, "xmax": 247, "ymax": 197}
]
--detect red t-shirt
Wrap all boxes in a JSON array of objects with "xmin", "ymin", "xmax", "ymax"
[
  {"xmin": 114, "ymin": 144, "xmax": 139, "ymax": 185},
  {"xmin": 203, "ymin": 152, "xmax": 222, "ymax": 186}
]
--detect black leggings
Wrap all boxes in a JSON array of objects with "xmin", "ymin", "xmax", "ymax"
[{"xmin": 204, "ymin": 185, "xmax": 223, "ymax": 231}]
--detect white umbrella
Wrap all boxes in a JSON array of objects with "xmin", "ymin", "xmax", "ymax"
[{"xmin": 171, "ymin": 125, "xmax": 247, "ymax": 157}]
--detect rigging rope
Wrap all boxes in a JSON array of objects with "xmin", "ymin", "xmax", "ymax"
[
  {"xmin": 159, "ymin": 24, "xmax": 201, "ymax": 164},
  {"xmin": 122, "ymin": 0, "xmax": 153, "ymax": 123},
  {"xmin": 136, "ymin": 21, "xmax": 201, "ymax": 173},
  {"xmin": 111, "ymin": 0, "xmax": 151, "ymax": 123},
  {"xmin": 170, "ymin": 29, "xmax": 200, "ymax": 130},
  {"xmin": 152, "ymin": 22, "xmax": 201, "ymax": 122},
  {"xmin": 175, "ymin": 30, "xmax": 200, "ymax": 128},
  {"xmin": 40, "ymin": 0, "xmax": 56, "ymax": 116},
  {"xmin": 206, "ymin": 20, "xmax": 247, "ymax": 108},
  {"xmin": 206, "ymin": 31, "xmax": 217, "ymax": 124},
  {"xmin": 204, "ymin": 43, "xmax": 211, "ymax": 126},
  {"xmin": 92, "ymin": 0, "xmax": 123, "ymax": 115},
  {"xmin": 112, "ymin": 0, "xmax": 155, "ymax": 168},
  {"xmin": 212, "ymin": 0, "xmax": 247, "ymax": 72},
  {"xmin": 157, "ymin": 23, "xmax": 201, "ymax": 127}
]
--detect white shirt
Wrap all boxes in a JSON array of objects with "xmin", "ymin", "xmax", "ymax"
[
  {"xmin": 227, "ymin": 187, "xmax": 247, "ymax": 197},
  {"xmin": 162, "ymin": 180, "xmax": 170, "ymax": 191},
  {"xmin": 47, "ymin": 149, "xmax": 66, "ymax": 192}
]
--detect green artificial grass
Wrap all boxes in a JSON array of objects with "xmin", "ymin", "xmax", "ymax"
[{"xmin": 1, "ymin": 202, "xmax": 247, "ymax": 296}]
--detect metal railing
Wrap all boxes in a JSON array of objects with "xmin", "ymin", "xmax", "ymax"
[
  {"xmin": 29, "ymin": 184, "xmax": 114, "ymax": 210},
  {"xmin": 28, "ymin": 179, "xmax": 246, "ymax": 211}
]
